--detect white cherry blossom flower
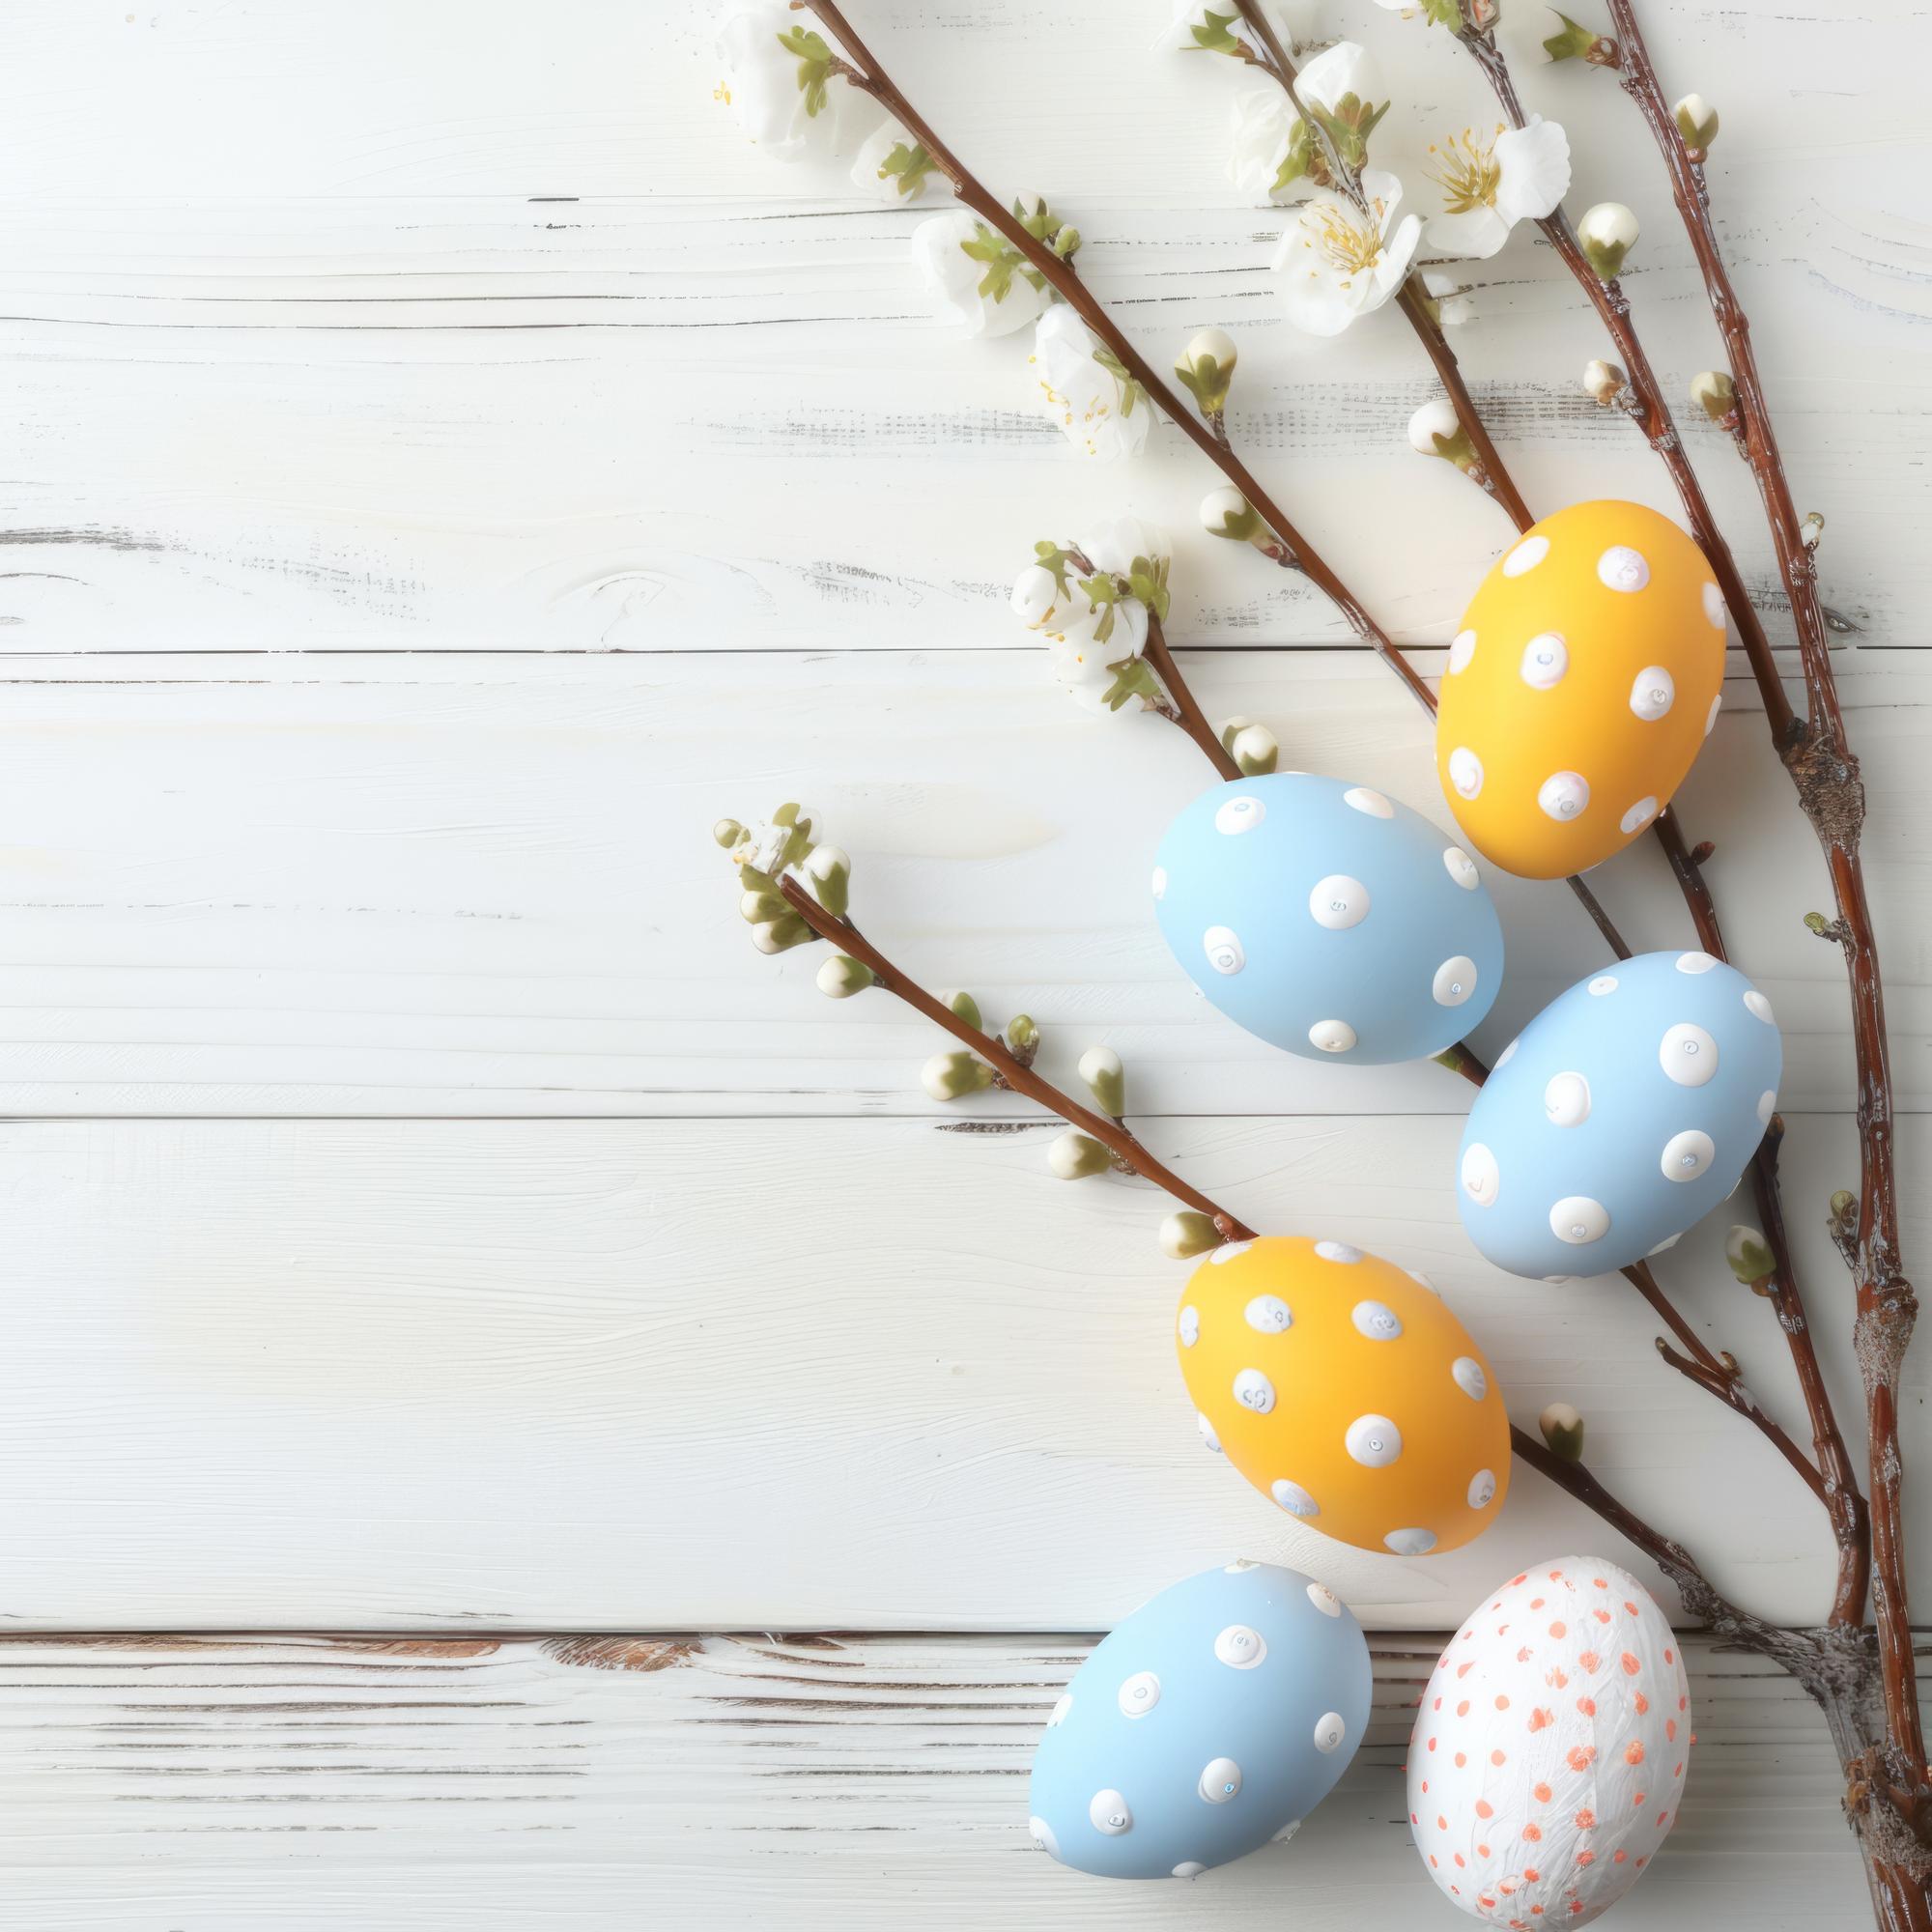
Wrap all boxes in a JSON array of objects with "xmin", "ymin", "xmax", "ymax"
[
  {"xmin": 1028, "ymin": 306, "xmax": 1153, "ymax": 460},
  {"xmin": 911, "ymin": 211, "xmax": 1048, "ymax": 336},
  {"xmin": 850, "ymin": 120, "xmax": 944, "ymax": 203},
  {"xmin": 1294, "ymin": 41, "xmax": 1388, "ymax": 170},
  {"xmin": 1228, "ymin": 88, "xmax": 1301, "ymax": 200},
  {"xmin": 1424, "ymin": 114, "xmax": 1570, "ymax": 259},
  {"xmin": 1227, "ymin": 42, "xmax": 1386, "ymax": 201},
  {"xmin": 1269, "ymin": 169, "xmax": 1420, "ymax": 335},
  {"xmin": 1011, "ymin": 518, "xmax": 1169, "ymax": 714},
  {"xmin": 714, "ymin": 3, "xmax": 875, "ymax": 159},
  {"xmin": 1421, "ymin": 269, "xmax": 1476, "ymax": 326}
]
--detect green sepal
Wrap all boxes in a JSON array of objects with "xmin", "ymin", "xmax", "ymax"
[
  {"xmin": 876, "ymin": 140, "xmax": 937, "ymax": 198},
  {"xmin": 945, "ymin": 989, "xmax": 983, "ymax": 1032},
  {"xmin": 1309, "ymin": 94, "xmax": 1389, "ymax": 173},
  {"xmin": 1543, "ymin": 10, "xmax": 1606, "ymax": 61},
  {"xmin": 775, "ymin": 26, "xmax": 837, "ymax": 118},
  {"xmin": 959, "ymin": 222, "xmax": 1027, "ymax": 305},
  {"xmin": 1270, "ymin": 119, "xmax": 1316, "ymax": 195},
  {"xmin": 1093, "ymin": 346, "xmax": 1149, "ymax": 421},
  {"xmin": 1101, "ymin": 656, "xmax": 1165, "ymax": 713},
  {"xmin": 1185, "ymin": 9, "xmax": 1245, "ymax": 55}
]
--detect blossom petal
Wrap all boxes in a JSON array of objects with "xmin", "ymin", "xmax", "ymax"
[{"xmin": 1494, "ymin": 114, "xmax": 1572, "ymax": 225}]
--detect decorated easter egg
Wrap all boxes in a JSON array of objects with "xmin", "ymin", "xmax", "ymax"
[
  {"xmin": 1458, "ymin": 950, "xmax": 1782, "ymax": 1280},
  {"xmin": 1152, "ymin": 772, "xmax": 1504, "ymax": 1065},
  {"xmin": 1435, "ymin": 501, "xmax": 1727, "ymax": 879},
  {"xmin": 1179, "ymin": 1236, "xmax": 1509, "ymax": 1555},
  {"xmin": 1028, "ymin": 1559, "xmax": 1371, "ymax": 1880},
  {"xmin": 1407, "ymin": 1556, "xmax": 1692, "ymax": 1925}
]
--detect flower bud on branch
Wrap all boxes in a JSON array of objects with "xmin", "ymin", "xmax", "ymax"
[
  {"xmin": 1048, "ymin": 1129, "xmax": 1113, "ymax": 1179},
  {"xmin": 804, "ymin": 842, "xmax": 851, "ymax": 917},
  {"xmin": 753, "ymin": 913, "xmax": 814, "ymax": 954},
  {"xmin": 1543, "ymin": 10, "xmax": 1620, "ymax": 66},
  {"xmin": 1006, "ymin": 1012, "xmax": 1040, "ymax": 1065},
  {"xmin": 1726, "ymin": 1224, "xmax": 1776, "ymax": 1293},
  {"xmin": 1218, "ymin": 716, "xmax": 1279, "ymax": 775},
  {"xmin": 1200, "ymin": 486, "xmax": 1263, "ymax": 544},
  {"xmin": 1673, "ymin": 93, "xmax": 1719, "ymax": 156},
  {"xmin": 943, "ymin": 989, "xmax": 982, "ymax": 1030},
  {"xmin": 1160, "ymin": 1210, "xmax": 1222, "ymax": 1259},
  {"xmin": 923, "ymin": 1050, "xmax": 995, "ymax": 1100},
  {"xmin": 1690, "ymin": 368, "xmax": 1738, "ymax": 427},
  {"xmin": 1078, "ymin": 1044, "xmax": 1125, "ymax": 1118},
  {"xmin": 1540, "ymin": 1401, "xmax": 1587, "ymax": 1462},
  {"xmin": 1175, "ymin": 327, "xmax": 1238, "ymax": 416},
  {"xmin": 816, "ymin": 954, "xmax": 874, "ymax": 998},
  {"xmin": 1577, "ymin": 202, "xmax": 1639, "ymax": 280},
  {"xmin": 1407, "ymin": 397, "xmax": 1479, "ymax": 473},
  {"xmin": 1583, "ymin": 357, "xmax": 1628, "ymax": 406}
]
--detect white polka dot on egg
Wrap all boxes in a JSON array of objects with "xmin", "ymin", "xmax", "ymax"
[
  {"xmin": 1460, "ymin": 1142, "xmax": 1499, "ymax": 1206},
  {"xmin": 1090, "ymin": 1790, "xmax": 1132, "ymax": 1833},
  {"xmin": 1209, "ymin": 1240, "xmax": 1254, "ymax": 1264},
  {"xmin": 1598, "ymin": 544, "xmax": 1651, "ymax": 592},
  {"xmin": 1543, "ymin": 1069, "xmax": 1591, "ymax": 1126},
  {"xmin": 1343, "ymin": 785, "xmax": 1394, "ymax": 818},
  {"xmin": 1383, "ymin": 1527, "xmax": 1436, "ymax": 1556},
  {"xmin": 1676, "ymin": 951, "xmax": 1720, "ymax": 975},
  {"xmin": 1442, "ymin": 845, "xmax": 1480, "ymax": 891},
  {"xmin": 1346, "ymin": 1414, "xmax": 1403, "ymax": 1466},
  {"xmin": 1703, "ymin": 582, "xmax": 1726, "ymax": 629},
  {"xmin": 1520, "ymin": 633, "xmax": 1569, "ymax": 689},
  {"xmin": 1197, "ymin": 1412, "xmax": 1223, "ymax": 1452},
  {"xmin": 1314, "ymin": 1240, "xmax": 1364, "ymax": 1264},
  {"xmin": 1549, "ymin": 1195, "xmax": 1611, "ymax": 1244},
  {"xmin": 1312, "ymin": 1712, "xmax": 1348, "ymax": 1753},
  {"xmin": 1620, "ymin": 796, "xmax": 1660, "ymax": 835},
  {"xmin": 1233, "ymin": 1368, "xmax": 1276, "ymax": 1414},
  {"xmin": 1493, "ymin": 1038, "xmax": 1518, "ymax": 1067},
  {"xmin": 1272, "ymin": 1820, "xmax": 1303, "ymax": 1844},
  {"xmin": 1202, "ymin": 925, "xmax": 1245, "ymax": 976},
  {"xmin": 1306, "ymin": 1582, "xmax": 1342, "ymax": 1617},
  {"xmin": 1589, "ymin": 975, "xmax": 1620, "ymax": 996},
  {"xmin": 1350, "ymin": 1300, "xmax": 1403, "ymax": 1341},
  {"xmin": 1661, "ymin": 1128, "xmax": 1716, "ymax": 1181},
  {"xmin": 1213, "ymin": 1625, "xmax": 1266, "ymax": 1670},
  {"xmin": 1178, "ymin": 1306, "xmax": 1200, "ymax": 1348},
  {"xmin": 1501, "ymin": 535, "xmax": 1548, "ymax": 577},
  {"xmin": 1451, "ymin": 1355, "xmax": 1488, "ymax": 1402},
  {"xmin": 1538, "ymin": 770, "xmax": 1590, "ymax": 821},
  {"xmin": 1467, "ymin": 1468, "xmax": 1497, "ymax": 1508},
  {"xmin": 1758, "ymin": 1089, "xmax": 1777, "ymax": 1126},
  {"xmin": 1172, "ymin": 1862, "xmax": 1206, "ymax": 1880},
  {"xmin": 1630, "ymin": 666, "xmax": 1675, "ymax": 721},
  {"xmin": 1198, "ymin": 1758, "xmax": 1242, "ymax": 1804},
  {"xmin": 1407, "ymin": 1268, "xmax": 1438, "ymax": 1292},
  {"xmin": 1118, "ymin": 1671, "xmax": 1162, "ymax": 1717},
  {"xmin": 1049, "ymin": 1693, "xmax": 1072, "ymax": 1727},
  {"xmin": 1432, "ymin": 955, "xmax": 1479, "ymax": 1007},
  {"xmin": 1308, "ymin": 873, "xmax": 1370, "ymax": 930},
  {"xmin": 1706, "ymin": 694, "xmax": 1723, "ymax": 736},
  {"xmin": 1243, "ymin": 1294, "xmax": 1293, "ymax": 1333},
  {"xmin": 1308, "ymin": 1018, "xmax": 1357, "ymax": 1054},
  {"xmin": 1030, "ymin": 1816, "xmax": 1060, "ymax": 1857},
  {"xmin": 1213, "ymin": 796, "xmax": 1265, "ymax": 836},
  {"xmin": 1447, "ymin": 628, "xmax": 1478, "ymax": 672},
  {"xmin": 1447, "ymin": 746, "xmax": 1484, "ymax": 799},
  {"xmin": 1648, "ymin": 1234, "xmax": 1682, "ymax": 1256},
  {"xmin": 1660, "ymin": 1021, "xmax": 1719, "ymax": 1087},
  {"xmin": 1745, "ymin": 989, "xmax": 1776, "ymax": 1025},
  {"xmin": 1271, "ymin": 1477, "xmax": 1321, "ymax": 1517},
  {"xmin": 1151, "ymin": 866, "xmax": 1167, "ymax": 901}
]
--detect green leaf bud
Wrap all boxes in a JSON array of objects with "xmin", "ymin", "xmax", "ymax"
[
  {"xmin": 1078, "ymin": 1044, "xmax": 1125, "ymax": 1118},
  {"xmin": 943, "ymin": 989, "xmax": 983, "ymax": 1032},
  {"xmin": 1544, "ymin": 10, "xmax": 1618, "ymax": 64},
  {"xmin": 1047, "ymin": 1129, "xmax": 1112, "ymax": 1179},
  {"xmin": 1725, "ymin": 1224, "xmax": 1776, "ymax": 1290}
]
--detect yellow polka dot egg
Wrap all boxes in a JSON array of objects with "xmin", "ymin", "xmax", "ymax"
[
  {"xmin": 1435, "ymin": 501, "xmax": 1727, "ymax": 879},
  {"xmin": 1179, "ymin": 1236, "xmax": 1508, "ymax": 1556}
]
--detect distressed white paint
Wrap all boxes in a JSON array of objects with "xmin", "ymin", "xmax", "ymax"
[
  {"xmin": 0, "ymin": 1629, "xmax": 1917, "ymax": 1929},
  {"xmin": 1, "ymin": 0, "xmax": 1927, "ymax": 1920},
  {"xmin": 1, "ymin": 652, "xmax": 1923, "ymax": 1117},
  {"xmin": 2, "ymin": 1111, "xmax": 1918, "ymax": 1630}
]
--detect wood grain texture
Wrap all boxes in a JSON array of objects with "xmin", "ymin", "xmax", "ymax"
[
  {"xmin": 2, "ymin": 1112, "xmax": 1918, "ymax": 1630},
  {"xmin": 0, "ymin": 1627, "xmax": 1918, "ymax": 1928},
  {"xmin": 3, "ymin": 650, "xmax": 1923, "ymax": 1118}
]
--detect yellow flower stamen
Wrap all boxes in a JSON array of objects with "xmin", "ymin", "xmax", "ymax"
[
  {"xmin": 1426, "ymin": 127, "xmax": 1504, "ymax": 214},
  {"xmin": 1306, "ymin": 202, "xmax": 1383, "ymax": 276}
]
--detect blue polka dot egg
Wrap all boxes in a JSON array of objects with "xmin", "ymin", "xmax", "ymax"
[
  {"xmin": 1458, "ymin": 950, "xmax": 1783, "ymax": 1280},
  {"xmin": 1152, "ymin": 773, "xmax": 1505, "ymax": 1064},
  {"xmin": 1027, "ymin": 1560, "xmax": 1371, "ymax": 1881}
]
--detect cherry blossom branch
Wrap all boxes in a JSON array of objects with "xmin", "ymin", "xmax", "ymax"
[
  {"xmin": 1600, "ymin": 0, "xmax": 1920, "ymax": 1804},
  {"xmin": 1449, "ymin": 26, "xmax": 1796, "ymax": 746},
  {"xmin": 797, "ymin": 0, "xmax": 1439, "ymax": 718},
  {"xmin": 1228, "ymin": 0, "xmax": 1533, "ymax": 533},
  {"xmin": 1142, "ymin": 613, "xmax": 1240, "ymax": 780},
  {"xmin": 774, "ymin": 874, "xmax": 1256, "ymax": 1238}
]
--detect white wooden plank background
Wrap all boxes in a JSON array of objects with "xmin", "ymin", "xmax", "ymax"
[{"xmin": 2, "ymin": 0, "xmax": 1928, "ymax": 1922}]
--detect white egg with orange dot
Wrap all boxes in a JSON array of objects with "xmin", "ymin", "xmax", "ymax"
[{"xmin": 1407, "ymin": 1556, "xmax": 1692, "ymax": 1925}]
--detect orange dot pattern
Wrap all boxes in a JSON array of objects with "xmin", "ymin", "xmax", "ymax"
[
  {"xmin": 1435, "ymin": 499, "xmax": 1726, "ymax": 880},
  {"xmin": 1177, "ymin": 1236, "xmax": 1509, "ymax": 1555},
  {"xmin": 1406, "ymin": 1557, "xmax": 1693, "ymax": 1926}
]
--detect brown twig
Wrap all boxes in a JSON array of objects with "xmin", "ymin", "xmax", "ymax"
[
  {"xmin": 1451, "ymin": 25, "xmax": 1796, "ymax": 746},
  {"xmin": 1227, "ymin": 0, "xmax": 1535, "ymax": 533},
  {"xmin": 776, "ymin": 875, "xmax": 1256, "ymax": 1239},
  {"xmin": 1142, "ymin": 613, "xmax": 1239, "ymax": 780},
  {"xmin": 1604, "ymin": 0, "xmax": 1923, "ymax": 1825}
]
